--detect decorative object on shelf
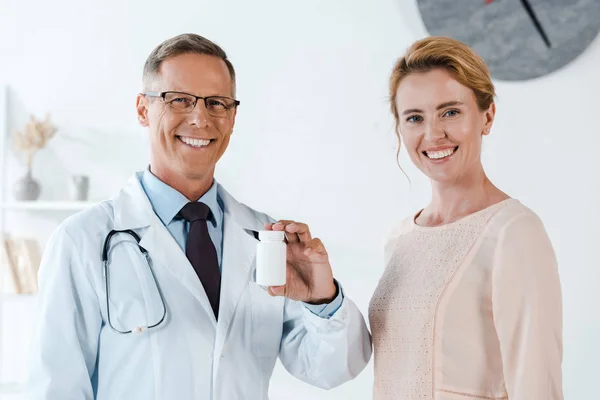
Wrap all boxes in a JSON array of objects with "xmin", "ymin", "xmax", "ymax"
[
  {"xmin": 0, "ymin": 236, "xmax": 41, "ymax": 294},
  {"xmin": 68, "ymin": 175, "xmax": 89, "ymax": 201},
  {"xmin": 13, "ymin": 168, "xmax": 41, "ymax": 202},
  {"xmin": 0, "ymin": 236, "xmax": 20, "ymax": 294},
  {"xmin": 11, "ymin": 113, "xmax": 58, "ymax": 201}
]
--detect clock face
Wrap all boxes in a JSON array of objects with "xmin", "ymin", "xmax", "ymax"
[{"xmin": 417, "ymin": 0, "xmax": 600, "ymax": 80}]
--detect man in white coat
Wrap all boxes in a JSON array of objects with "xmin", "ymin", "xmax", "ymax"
[{"xmin": 27, "ymin": 33, "xmax": 372, "ymax": 399}]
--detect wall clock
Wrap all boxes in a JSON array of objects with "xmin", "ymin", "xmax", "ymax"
[{"xmin": 416, "ymin": 0, "xmax": 600, "ymax": 80}]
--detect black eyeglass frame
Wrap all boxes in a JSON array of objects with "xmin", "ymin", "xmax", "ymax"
[{"xmin": 143, "ymin": 91, "xmax": 240, "ymax": 116}]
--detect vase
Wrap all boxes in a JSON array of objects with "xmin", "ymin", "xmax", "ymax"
[
  {"xmin": 13, "ymin": 168, "xmax": 41, "ymax": 201},
  {"xmin": 68, "ymin": 175, "xmax": 89, "ymax": 201}
]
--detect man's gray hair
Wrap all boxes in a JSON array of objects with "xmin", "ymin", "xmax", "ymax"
[{"xmin": 143, "ymin": 33, "xmax": 236, "ymax": 95}]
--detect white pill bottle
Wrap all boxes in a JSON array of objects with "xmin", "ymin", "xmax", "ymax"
[{"xmin": 255, "ymin": 230, "xmax": 287, "ymax": 287}]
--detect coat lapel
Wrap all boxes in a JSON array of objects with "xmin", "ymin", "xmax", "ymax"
[
  {"xmin": 213, "ymin": 184, "xmax": 266, "ymax": 362},
  {"xmin": 113, "ymin": 173, "xmax": 217, "ymax": 327},
  {"xmin": 139, "ymin": 219, "xmax": 217, "ymax": 326}
]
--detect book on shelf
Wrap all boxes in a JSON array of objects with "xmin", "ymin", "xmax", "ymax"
[
  {"xmin": 0, "ymin": 236, "xmax": 21, "ymax": 293},
  {"xmin": 0, "ymin": 235, "xmax": 41, "ymax": 294}
]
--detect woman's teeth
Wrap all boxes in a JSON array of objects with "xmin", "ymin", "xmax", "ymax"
[
  {"xmin": 425, "ymin": 147, "xmax": 457, "ymax": 160},
  {"xmin": 179, "ymin": 136, "xmax": 211, "ymax": 148}
]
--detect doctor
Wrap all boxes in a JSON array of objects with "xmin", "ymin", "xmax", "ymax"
[{"xmin": 27, "ymin": 33, "xmax": 372, "ymax": 399}]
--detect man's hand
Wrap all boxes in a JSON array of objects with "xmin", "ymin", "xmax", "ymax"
[{"xmin": 264, "ymin": 220, "xmax": 337, "ymax": 304}]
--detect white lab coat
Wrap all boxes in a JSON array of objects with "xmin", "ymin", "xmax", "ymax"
[{"xmin": 27, "ymin": 173, "xmax": 372, "ymax": 400}]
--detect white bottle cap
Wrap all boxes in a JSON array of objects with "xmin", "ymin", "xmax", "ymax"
[{"xmin": 258, "ymin": 230, "xmax": 285, "ymax": 242}]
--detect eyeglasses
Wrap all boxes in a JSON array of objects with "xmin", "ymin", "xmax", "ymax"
[{"xmin": 144, "ymin": 91, "xmax": 240, "ymax": 118}]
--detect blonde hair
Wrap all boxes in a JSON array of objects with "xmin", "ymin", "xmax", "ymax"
[{"xmin": 389, "ymin": 36, "xmax": 496, "ymax": 159}]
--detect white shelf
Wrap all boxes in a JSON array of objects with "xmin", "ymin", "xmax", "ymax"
[
  {"xmin": 0, "ymin": 382, "xmax": 25, "ymax": 396},
  {"xmin": 0, "ymin": 293, "xmax": 36, "ymax": 300},
  {"xmin": 0, "ymin": 201, "xmax": 96, "ymax": 211}
]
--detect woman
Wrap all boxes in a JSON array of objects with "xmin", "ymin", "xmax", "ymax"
[{"xmin": 369, "ymin": 36, "xmax": 563, "ymax": 400}]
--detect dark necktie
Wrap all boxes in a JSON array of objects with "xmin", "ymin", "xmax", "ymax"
[{"xmin": 178, "ymin": 202, "xmax": 221, "ymax": 319}]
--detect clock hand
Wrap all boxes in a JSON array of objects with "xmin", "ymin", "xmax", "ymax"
[{"xmin": 520, "ymin": 0, "xmax": 552, "ymax": 48}]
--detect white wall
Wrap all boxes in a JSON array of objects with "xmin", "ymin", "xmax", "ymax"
[{"xmin": 0, "ymin": 0, "xmax": 598, "ymax": 398}]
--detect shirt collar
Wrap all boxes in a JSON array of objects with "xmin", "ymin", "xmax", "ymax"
[{"xmin": 140, "ymin": 166, "xmax": 222, "ymax": 227}]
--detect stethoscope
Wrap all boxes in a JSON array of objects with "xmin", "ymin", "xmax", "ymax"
[{"xmin": 101, "ymin": 229, "xmax": 167, "ymax": 334}]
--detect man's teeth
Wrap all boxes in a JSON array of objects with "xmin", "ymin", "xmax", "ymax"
[
  {"xmin": 179, "ymin": 137, "xmax": 210, "ymax": 148},
  {"xmin": 425, "ymin": 147, "xmax": 456, "ymax": 159}
]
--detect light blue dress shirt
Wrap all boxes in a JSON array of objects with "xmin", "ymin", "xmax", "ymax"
[
  {"xmin": 139, "ymin": 168, "xmax": 343, "ymax": 318},
  {"xmin": 141, "ymin": 168, "xmax": 224, "ymax": 266}
]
